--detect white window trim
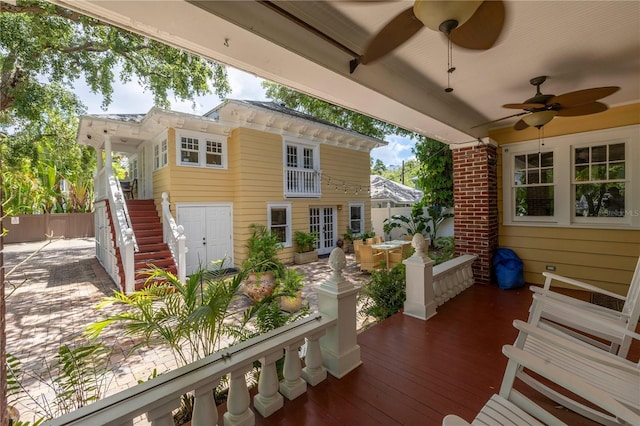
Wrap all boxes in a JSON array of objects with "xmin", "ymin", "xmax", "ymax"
[
  {"xmin": 267, "ymin": 202, "xmax": 292, "ymax": 248},
  {"xmin": 152, "ymin": 131, "xmax": 168, "ymax": 171},
  {"xmin": 282, "ymin": 137, "xmax": 320, "ymax": 170},
  {"xmin": 348, "ymin": 202, "xmax": 365, "ymax": 234},
  {"xmin": 176, "ymin": 129, "xmax": 228, "ymax": 169},
  {"xmin": 501, "ymin": 125, "xmax": 639, "ymax": 229}
]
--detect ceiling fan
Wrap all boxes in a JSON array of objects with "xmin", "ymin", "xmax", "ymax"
[
  {"xmin": 350, "ymin": 0, "xmax": 506, "ymax": 73},
  {"xmin": 480, "ymin": 76, "xmax": 620, "ymax": 130}
]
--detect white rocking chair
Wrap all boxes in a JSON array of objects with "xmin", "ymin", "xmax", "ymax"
[
  {"xmin": 443, "ymin": 318, "xmax": 640, "ymax": 426},
  {"xmin": 528, "ymin": 256, "xmax": 640, "ymax": 357}
]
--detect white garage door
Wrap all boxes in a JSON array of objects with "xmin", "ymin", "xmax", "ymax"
[{"xmin": 178, "ymin": 204, "xmax": 233, "ymax": 275}]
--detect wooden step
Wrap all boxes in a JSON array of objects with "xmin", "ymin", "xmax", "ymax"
[
  {"xmin": 138, "ymin": 243, "xmax": 170, "ymax": 253},
  {"xmin": 136, "ymin": 236, "xmax": 164, "ymax": 246},
  {"xmin": 135, "ymin": 250, "xmax": 172, "ymax": 262},
  {"xmin": 135, "ymin": 229, "xmax": 165, "ymax": 238},
  {"xmin": 135, "ymin": 257, "xmax": 175, "ymax": 270},
  {"xmin": 130, "ymin": 222, "xmax": 162, "ymax": 231}
]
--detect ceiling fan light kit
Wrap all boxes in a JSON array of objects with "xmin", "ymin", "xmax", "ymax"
[
  {"xmin": 522, "ymin": 110, "xmax": 558, "ymax": 128},
  {"xmin": 413, "ymin": 1, "xmax": 483, "ymax": 33}
]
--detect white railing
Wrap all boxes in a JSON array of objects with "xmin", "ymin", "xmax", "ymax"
[
  {"xmin": 107, "ymin": 176, "xmax": 138, "ymax": 293},
  {"xmin": 46, "ymin": 247, "xmax": 361, "ymax": 426},
  {"xmin": 433, "ymin": 254, "xmax": 477, "ymax": 306},
  {"xmin": 46, "ymin": 313, "xmax": 336, "ymax": 426},
  {"xmin": 403, "ymin": 234, "xmax": 477, "ymax": 320},
  {"xmin": 161, "ymin": 192, "xmax": 186, "ymax": 283},
  {"xmin": 284, "ymin": 168, "xmax": 321, "ymax": 197},
  {"xmin": 94, "ymin": 200, "xmax": 119, "ymax": 286}
]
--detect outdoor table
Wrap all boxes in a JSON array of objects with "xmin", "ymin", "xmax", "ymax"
[{"xmin": 371, "ymin": 240, "xmax": 411, "ymax": 270}]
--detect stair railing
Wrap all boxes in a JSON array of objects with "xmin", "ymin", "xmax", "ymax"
[
  {"xmin": 108, "ymin": 176, "xmax": 138, "ymax": 293},
  {"xmin": 161, "ymin": 192, "xmax": 186, "ymax": 282}
]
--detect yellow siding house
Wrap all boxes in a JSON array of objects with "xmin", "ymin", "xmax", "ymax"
[{"xmin": 78, "ymin": 100, "xmax": 386, "ymax": 276}]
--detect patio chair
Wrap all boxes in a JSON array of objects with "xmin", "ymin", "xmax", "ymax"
[
  {"xmin": 443, "ymin": 319, "xmax": 640, "ymax": 426},
  {"xmin": 388, "ymin": 243, "xmax": 411, "ymax": 269},
  {"xmin": 528, "ymin": 256, "xmax": 640, "ymax": 357},
  {"xmin": 366, "ymin": 237, "xmax": 376, "ymax": 245},
  {"xmin": 510, "ymin": 317, "xmax": 639, "ymax": 425},
  {"xmin": 122, "ymin": 178, "xmax": 137, "ymax": 199},
  {"xmin": 359, "ymin": 244, "xmax": 384, "ymax": 273},
  {"xmin": 353, "ymin": 239, "xmax": 364, "ymax": 264}
]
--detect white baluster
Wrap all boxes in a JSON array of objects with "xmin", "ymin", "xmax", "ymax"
[
  {"xmin": 193, "ymin": 383, "xmax": 219, "ymax": 426},
  {"xmin": 302, "ymin": 331, "xmax": 327, "ymax": 386},
  {"xmin": 176, "ymin": 224, "xmax": 186, "ymax": 283},
  {"xmin": 279, "ymin": 339, "xmax": 307, "ymax": 400},
  {"xmin": 124, "ymin": 228, "xmax": 135, "ymax": 294},
  {"xmin": 223, "ymin": 365, "xmax": 254, "ymax": 426},
  {"xmin": 254, "ymin": 350, "xmax": 284, "ymax": 417},
  {"xmin": 146, "ymin": 405, "xmax": 174, "ymax": 426}
]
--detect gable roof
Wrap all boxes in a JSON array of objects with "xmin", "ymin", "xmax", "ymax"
[{"xmin": 370, "ymin": 175, "xmax": 423, "ymax": 205}]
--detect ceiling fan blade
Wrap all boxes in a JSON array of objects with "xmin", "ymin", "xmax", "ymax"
[
  {"xmin": 449, "ymin": 0, "xmax": 506, "ymax": 50},
  {"xmin": 548, "ymin": 86, "xmax": 620, "ymax": 107},
  {"xmin": 502, "ymin": 102, "xmax": 546, "ymax": 110},
  {"xmin": 360, "ymin": 7, "xmax": 423, "ymax": 65},
  {"xmin": 471, "ymin": 111, "xmax": 528, "ymax": 129},
  {"xmin": 556, "ymin": 102, "xmax": 608, "ymax": 117},
  {"xmin": 514, "ymin": 119, "xmax": 529, "ymax": 131}
]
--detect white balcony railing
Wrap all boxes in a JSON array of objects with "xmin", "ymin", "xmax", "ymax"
[{"xmin": 284, "ymin": 168, "xmax": 321, "ymax": 197}]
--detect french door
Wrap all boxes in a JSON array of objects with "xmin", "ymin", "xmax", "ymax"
[{"xmin": 309, "ymin": 206, "xmax": 336, "ymax": 255}]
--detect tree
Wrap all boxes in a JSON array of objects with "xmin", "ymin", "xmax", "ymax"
[
  {"xmin": 0, "ymin": 0, "xmax": 233, "ymax": 214},
  {"xmin": 412, "ymin": 137, "xmax": 453, "ymax": 207},
  {"xmin": 371, "ymin": 159, "xmax": 386, "ymax": 175},
  {"xmin": 1, "ymin": 0, "xmax": 231, "ymax": 122}
]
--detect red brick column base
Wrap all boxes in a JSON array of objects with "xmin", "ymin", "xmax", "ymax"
[{"xmin": 452, "ymin": 143, "xmax": 499, "ymax": 285}]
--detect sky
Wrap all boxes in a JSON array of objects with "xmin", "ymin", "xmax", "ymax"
[{"xmin": 74, "ymin": 66, "xmax": 416, "ymax": 167}]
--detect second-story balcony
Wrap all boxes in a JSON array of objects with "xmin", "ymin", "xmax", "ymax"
[{"xmin": 285, "ymin": 168, "xmax": 321, "ymax": 198}]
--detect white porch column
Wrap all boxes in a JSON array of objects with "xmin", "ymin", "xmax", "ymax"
[
  {"xmin": 316, "ymin": 247, "xmax": 362, "ymax": 378},
  {"xmin": 403, "ymin": 233, "xmax": 437, "ymax": 320},
  {"xmin": 104, "ymin": 134, "xmax": 112, "ymax": 178}
]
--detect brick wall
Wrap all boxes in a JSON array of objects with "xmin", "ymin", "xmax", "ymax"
[{"xmin": 452, "ymin": 144, "xmax": 499, "ymax": 285}]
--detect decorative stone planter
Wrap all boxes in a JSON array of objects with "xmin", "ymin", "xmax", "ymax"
[
  {"xmin": 280, "ymin": 290, "xmax": 303, "ymax": 313},
  {"xmin": 294, "ymin": 250, "xmax": 318, "ymax": 265},
  {"xmin": 243, "ymin": 271, "xmax": 277, "ymax": 302}
]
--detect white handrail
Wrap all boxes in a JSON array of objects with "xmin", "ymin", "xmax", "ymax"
[
  {"xmin": 45, "ymin": 313, "xmax": 336, "ymax": 426},
  {"xmin": 107, "ymin": 177, "xmax": 138, "ymax": 293},
  {"xmin": 161, "ymin": 192, "xmax": 186, "ymax": 282}
]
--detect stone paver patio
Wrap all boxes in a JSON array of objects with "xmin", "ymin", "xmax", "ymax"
[{"xmin": 4, "ymin": 237, "xmax": 371, "ymax": 424}]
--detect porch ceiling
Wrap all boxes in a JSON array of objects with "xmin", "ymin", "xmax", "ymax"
[{"xmin": 52, "ymin": 1, "xmax": 640, "ymax": 145}]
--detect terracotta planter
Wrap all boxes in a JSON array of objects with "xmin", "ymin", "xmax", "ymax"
[
  {"xmin": 280, "ymin": 290, "xmax": 303, "ymax": 313},
  {"xmin": 243, "ymin": 271, "xmax": 277, "ymax": 302},
  {"xmin": 293, "ymin": 250, "xmax": 318, "ymax": 265}
]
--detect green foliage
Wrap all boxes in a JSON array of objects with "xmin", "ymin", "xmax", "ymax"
[
  {"xmin": 371, "ymin": 158, "xmax": 387, "ymax": 175},
  {"xmin": 359, "ymin": 264, "xmax": 406, "ymax": 323},
  {"xmin": 1, "ymin": 0, "xmax": 230, "ymax": 119},
  {"xmin": 412, "ymin": 137, "xmax": 453, "ymax": 207},
  {"xmin": 262, "ymin": 82, "xmax": 412, "ymax": 140},
  {"xmin": 243, "ymin": 224, "xmax": 285, "ymax": 276},
  {"xmin": 424, "ymin": 204, "xmax": 454, "ymax": 247},
  {"xmin": 87, "ymin": 265, "xmax": 249, "ymax": 366},
  {"xmin": 429, "ymin": 237, "xmax": 455, "ymax": 265},
  {"xmin": 6, "ymin": 343, "xmax": 114, "ymax": 424},
  {"xmin": 278, "ymin": 268, "xmax": 305, "ymax": 295},
  {"xmin": 293, "ymin": 230, "xmax": 317, "ymax": 253},
  {"xmin": 383, "ymin": 213, "xmax": 428, "ymax": 237}
]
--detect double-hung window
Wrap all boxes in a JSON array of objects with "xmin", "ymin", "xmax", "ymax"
[
  {"xmin": 502, "ymin": 125, "xmax": 638, "ymax": 228},
  {"xmin": 349, "ymin": 202, "xmax": 365, "ymax": 234},
  {"xmin": 268, "ymin": 203, "xmax": 292, "ymax": 247},
  {"xmin": 513, "ymin": 151, "xmax": 554, "ymax": 218},
  {"xmin": 573, "ymin": 143, "xmax": 625, "ymax": 218},
  {"xmin": 153, "ymin": 138, "xmax": 168, "ymax": 170},
  {"xmin": 177, "ymin": 131, "xmax": 227, "ymax": 169}
]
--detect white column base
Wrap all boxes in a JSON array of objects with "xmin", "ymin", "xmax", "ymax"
[
  {"xmin": 253, "ymin": 392, "xmax": 283, "ymax": 418},
  {"xmin": 223, "ymin": 409, "xmax": 255, "ymax": 426},
  {"xmin": 279, "ymin": 377, "xmax": 307, "ymax": 400},
  {"xmin": 302, "ymin": 365, "xmax": 327, "ymax": 386},
  {"xmin": 404, "ymin": 300, "xmax": 437, "ymax": 321},
  {"xmin": 320, "ymin": 344, "xmax": 362, "ymax": 379}
]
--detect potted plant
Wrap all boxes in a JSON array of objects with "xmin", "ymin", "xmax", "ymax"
[
  {"xmin": 342, "ymin": 228, "xmax": 357, "ymax": 253},
  {"xmin": 293, "ymin": 230, "xmax": 318, "ymax": 264},
  {"xmin": 278, "ymin": 268, "xmax": 305, "ymax": 313},
  {"xmin": 242, "ymin": 224, "xmax": 285, "ymax": 302}
]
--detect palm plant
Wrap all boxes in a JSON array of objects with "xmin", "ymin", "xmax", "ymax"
[{"xmin": 87, "ymin": 265, "xmax": 250, "ymax": 366}]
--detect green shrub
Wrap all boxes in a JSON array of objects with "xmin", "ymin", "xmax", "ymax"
[
  {"xmin": 359, "ymin": 264, "xmax": 406, "ymax": 323},
  {"xmin": 429, "ymin": 236, "xmax": 455, "ymax": 265}
]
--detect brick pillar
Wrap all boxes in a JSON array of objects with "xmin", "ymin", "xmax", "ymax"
[{"xmin": 452, "ymin": 143, "xmax": 499, "ymax": 285}]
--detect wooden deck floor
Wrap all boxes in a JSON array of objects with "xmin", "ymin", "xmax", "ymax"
[{"xmin": 252, "ymin": 284, "xmax": 621, "ymax": 425}]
